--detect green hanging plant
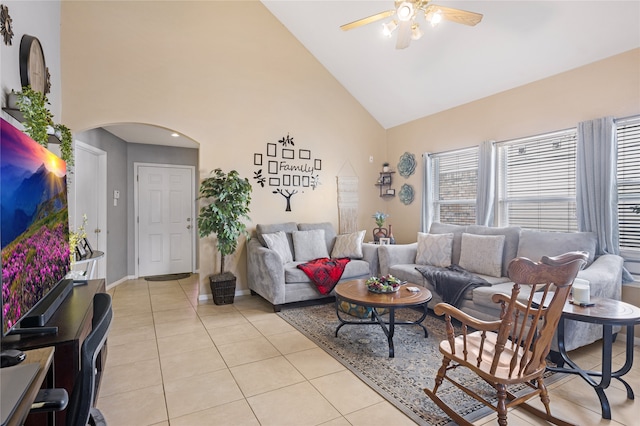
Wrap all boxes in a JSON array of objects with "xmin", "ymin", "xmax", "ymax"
[
  {"xmin": 13, "ymin": 86, "xmax": 74, "ymax": 166},
  {"xmin": 197, "ymin": 169, "xmax": 252, "ymax": 275},
  {"xmin": 15, "ymin": 86, "xmax": 52, "ymax": 146},
  {"xmin": 53, "ymin": 123, "xmax": 74, "ymax": 167}
]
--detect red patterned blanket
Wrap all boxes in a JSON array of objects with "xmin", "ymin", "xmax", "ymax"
[{"xmin": 297, "ymin": 257, "xmax": 351, "ymax": 295}]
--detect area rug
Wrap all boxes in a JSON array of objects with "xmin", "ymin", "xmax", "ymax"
[
  {"xmin": 278, "ymin": 303, "xmax": 562, "ymax": 426},
  {"xmin": 144, "ymin": 273, "xmax": 191, "ymax": 281}
]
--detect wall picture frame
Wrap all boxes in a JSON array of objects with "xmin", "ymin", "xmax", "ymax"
[
  {"xmin": 76, "ymin": 243, "xmax": 87, "ymax": 260},
  {"xmin": 379, "ymin": 238, "xmax": 391, "ymax": 245},
  {"xmin": 80, "ymin": 237, "xmax": 93, "ymax": 255}
]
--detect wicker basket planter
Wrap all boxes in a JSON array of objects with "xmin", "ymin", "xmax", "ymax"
[{"xmin": 209, "ymin": 272, "xmax": 236, "ymax": 305}]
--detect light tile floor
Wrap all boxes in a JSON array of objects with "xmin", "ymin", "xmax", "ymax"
[{"xmin": 97, "ymin": 275, "xmax": 639, "ymax": 425}]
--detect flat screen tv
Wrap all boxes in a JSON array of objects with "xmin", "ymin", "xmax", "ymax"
[{"xmin": 1, "ymin": 117, "xmax": 71, "ymax": 336}]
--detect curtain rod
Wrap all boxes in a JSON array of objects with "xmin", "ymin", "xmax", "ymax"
[{"xmin": 424, "ymin": 114, "xmax": 640, "ymax": 157}]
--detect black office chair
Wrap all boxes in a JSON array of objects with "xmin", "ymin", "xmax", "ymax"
[{"xmin": 31, "ymin": 292, "xmax": 113, "ymax": 426}]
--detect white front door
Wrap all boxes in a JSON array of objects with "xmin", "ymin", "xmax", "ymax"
[
  {"xmin": 73, "ymin": 142, "xmax": 107, "ymax": 279},
  {"xmin": 136, "ymin": 164, "xmax": 195, "ymax": 277}
]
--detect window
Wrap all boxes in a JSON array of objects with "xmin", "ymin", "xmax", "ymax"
[
  {"xmin": 496, "ymin": 130, "xmax": 577, "ymax": 232},
  {"xmin": 616, "ymin": 116, "xmax": 640, "ymax": 250},
  {"xmin": 430, "ymin": 147, "xmax": 478, "ymax": 225}
]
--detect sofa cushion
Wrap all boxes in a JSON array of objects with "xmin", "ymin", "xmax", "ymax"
[
  {"xmin": 331, "ymin": 230, "xmax": 366, "ymax": 259},
  {"xmin": 459, "ymin": 233, "xmax": 505, "ymax": 278},
  {"xmin": 466, "ymin": 225, "xmax": 521, "ymax": 277},
  {"xmin": 429, "ymin": 222, "xmax": 468, "ymax": 265},
  {"xmin": 517, "ymin": 229, "xmax": 597, "ymax": 266},
  {"xmin": 257, "ymin": 222, "xmax": 298, "ymax": 253},
  {"xmin": 416, "ymin": 232, "xmax": 453, "ymax": 267},
  {"xmin": 472, "ymin": 282, "xmax": 538, "ymax": 310},
  {"xmin": 471, "ymin": 283, "xmax": 514, "ymax": 310},
  {"xmin": 262, "ymin": 231, "xmax": 294, "ymax": 264},
  {"xmin": 388, "ymin": 264, "xmax": 426, "ymax": 287},
  {"xmin": 284, "ymin": 259, "xmax": 370, "ymax": 283},
  {"xmin": 298, "ymin": 222, "xmax": 337, "ymax": 253},
  {"xmin": 292, "ymin": 229, "xmax": 329, "ymax": 261}
]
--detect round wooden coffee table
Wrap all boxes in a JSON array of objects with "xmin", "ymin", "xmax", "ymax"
[{"xmin": 334, "ymin": 279, "xmax": 432, "ymax": 358}]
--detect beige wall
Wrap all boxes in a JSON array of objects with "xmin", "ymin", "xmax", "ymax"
[
  {"xmin": 60, "ymin": 1, "xmax": 639, "ymax": 299},
  {"xmin": 60, "ymin": 1, "xmax": 386, "ymax": 295},
  {"xmin": 386, "ymin": 49, "xmax": 640, "ymax": 244}
]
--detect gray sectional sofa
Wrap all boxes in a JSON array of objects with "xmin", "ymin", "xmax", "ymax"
[
  {"xmin": 247, "ymin": 222, "xmax": 379, "ymax": 311},
  {"xmin": 378, "ymin": 223, "xmax": 625, "ymax": 354}
]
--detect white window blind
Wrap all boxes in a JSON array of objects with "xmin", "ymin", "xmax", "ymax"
[
  {"xmin": 430, "ymin": 147, "xmax": 478, "ymax": 225},
  {"xmin": 616, "ymin": 116, "xmax": 640, "ymax": 250},
  {"xmin": 496, "ymin": 130, "xmax": 577, "ymax": 232}
]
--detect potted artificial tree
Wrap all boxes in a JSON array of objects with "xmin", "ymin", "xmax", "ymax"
[{"xmin": 197, "ymin": 168, "xmax": 252, "ymax": 305}]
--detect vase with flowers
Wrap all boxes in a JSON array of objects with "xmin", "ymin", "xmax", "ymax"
[{"xmin": 372, "ymin": 211, "xmax": 389, "ymax": 243}]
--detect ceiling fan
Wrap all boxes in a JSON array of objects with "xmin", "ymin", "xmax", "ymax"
[{"xmin": 340, "ymin": 0, "xmax": 483, "ymax": 49}]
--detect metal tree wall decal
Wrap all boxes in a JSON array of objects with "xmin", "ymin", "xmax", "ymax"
[
  {"xmin": 273, "ymin": 189, "xmax": 298, "ymax": 212},
  {"xmin": 252, "ymin": 133, "xmax": 323, "ymax": 212}
]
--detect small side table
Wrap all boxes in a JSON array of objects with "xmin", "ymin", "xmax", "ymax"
[{"xmin": 546, "ymin": 296, "xmax": 640, "ymax": 420}]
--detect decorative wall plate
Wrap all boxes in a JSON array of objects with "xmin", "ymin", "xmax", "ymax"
[
  {"xmin": 1, "ymin": 4, "xmax": 13, "ymax": 46},
  {"xmin": 399, "ymin": 183, "xmax": 415, "ymax": 205},
  {"xmin": 397, "ymin": 152, "xmax": 416, "ymax": 178}
]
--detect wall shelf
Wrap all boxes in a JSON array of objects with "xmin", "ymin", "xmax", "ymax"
[
  {"xmin": 375, "ymin": 171, "xmax": 395, "ymax": 197},
  {"xmin": 2, "ymin": 107, "xmax": 62, "ymax": 145}
]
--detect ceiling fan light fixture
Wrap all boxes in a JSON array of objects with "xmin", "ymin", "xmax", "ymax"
[
  {"xmin": 382, "ymin": 19, "xmax": 398, "ymax": 37},
  {"xmin": 411, "ymin": 23, "xmax": 423, "ymax": 40},
  {"xmin": 396, "ymin": 2, "xmax": 414, "ymax": 22},
  {"xmin": 426, "ymin": 9, "xmax": 443, "ymax": 27}
]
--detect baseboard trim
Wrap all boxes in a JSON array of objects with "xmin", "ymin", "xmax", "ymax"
[{"xmin": 106, "ymin": 275, "xmax": 136, "ymax": 291}]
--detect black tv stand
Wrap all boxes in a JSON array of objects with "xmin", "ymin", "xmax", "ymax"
[
  {"xmin": 20, "ymin": 279, "xmax": 73, "ymax": 328},
  {"xmin": 1, "ymin": 279, "xmax": 106, "ymax": 426}
]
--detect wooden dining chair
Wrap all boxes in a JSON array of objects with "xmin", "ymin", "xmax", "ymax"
[{"xmin": 424, "ymin": 251, "xmax": 588, "ymax": 426}]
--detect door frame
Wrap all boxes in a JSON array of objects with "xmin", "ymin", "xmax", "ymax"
[
  {"xmin": 72, "ymin": 141, "xmax": 108, "ymax": 279},
  {"xmin": 133, "ymin": 162, "xmax": 196, "ymax": 277}
]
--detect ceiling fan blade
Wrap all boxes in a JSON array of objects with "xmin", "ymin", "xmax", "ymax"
[
  {"xmin": 340, "ymin": 9, "xmax": 396, "ymax": 31},
  {"xmin": 395, "ymin": 20, "xmax": 412, "ymax": 49},
  {"xmin": 425, "ymin": 4, "xmax": 483, "ymax": 26}
]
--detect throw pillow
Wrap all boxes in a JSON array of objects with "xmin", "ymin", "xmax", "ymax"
[
  {"xmin": 416, "ymin": 232, "xmax": 453, "ymax": 267},
  {"xmin": 331, "ymin": 230, "xmax": 366, "ymax": 259},
  {"xmin": 262, "ymin": 231, "xmax": 293, "ymax": 264},
  {"xmin": 458, "ymin": 233, "xmax": 505, "ymax": 278},
  {"xmin": 292, "ymin": 229, "xmax": 329, "ymax": 262},
  {"xmin": 429, "ymin": 222, "xmax": 468, "ymax": 265}
]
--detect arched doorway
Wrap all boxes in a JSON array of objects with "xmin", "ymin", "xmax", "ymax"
[{"xmin": 73, "ymin": 123, "xmax": 200, "ymax": 284}]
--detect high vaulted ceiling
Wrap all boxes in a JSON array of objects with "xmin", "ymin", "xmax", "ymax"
[{"xmin": 262, "ymin": 1, "xmax": 640, "ymax": 129}]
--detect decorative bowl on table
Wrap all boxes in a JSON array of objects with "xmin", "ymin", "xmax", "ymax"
[{"xmin": 365, "ymin": 274, "xmax": 403, "ymax": 293}]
